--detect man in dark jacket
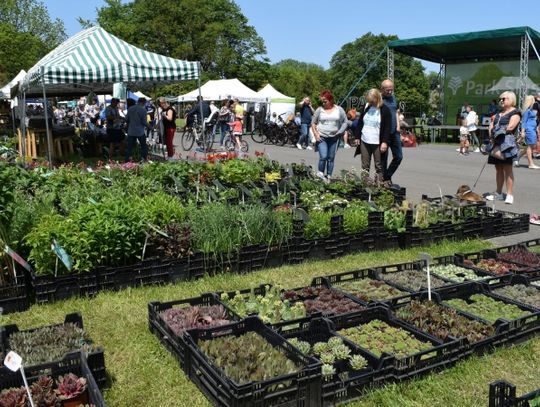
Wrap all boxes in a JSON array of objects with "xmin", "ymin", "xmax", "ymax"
[
  {"xmin": 381, "ymin": 79, "xmax": 402, "ymax": 184},
  {"xmin": 185, "ymin": 96, "xmax": 210, "ymax": 128}
]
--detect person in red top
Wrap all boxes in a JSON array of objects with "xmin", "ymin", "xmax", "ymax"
[{"xmin": 158, "ymin": 97, "xmax": 177, "ymax": 159}]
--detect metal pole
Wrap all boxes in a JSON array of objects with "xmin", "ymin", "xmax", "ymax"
[
  {"xmin": 526, "ymin": 31, "xmax": 540, "ymax": 61},
  {"xmin": 21, "ymin": 92, "xmax": 27, "ymax": 161},
  {"xmin": 40, "ymin": 67, "xmax": 53, "ymax": 169},
  {"xmin": 197, "ymin": 62, "xmax": 205, "ymax": 136},
  {"xmin": 387, "ymin": 48, "xmax": 394, "ymax": 81}
]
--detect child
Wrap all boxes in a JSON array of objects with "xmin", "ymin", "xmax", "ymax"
[{"xmin": 459, "ymin": 118, "xmax": 470, "ymax": 155}]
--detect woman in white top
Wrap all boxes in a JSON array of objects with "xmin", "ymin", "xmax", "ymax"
[
  {"xmin": 354, "ymin": 89, "xmax": 392, "ymax": 181},
  {"xmin": 311, "ymin": 90, "xmax": 348, "ymax": 181}
]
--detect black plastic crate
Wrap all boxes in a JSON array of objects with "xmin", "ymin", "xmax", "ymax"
[
  {"xmin": 373, "ymin": 260, "xmax": 457, "ymax": 293},
  {"xmin": 382, "ymin": 290, "xmax": 512, "ymax": 356},
  {"xmin": 327, "ymin": 307, "xmax": 462, "ymax": 380},
  {"xmin": 489, "ymin": 380, "xmax": 540, "ymax": 407},
  {"xmin": 0, "ymin": 312, "xmax": 106, "ymax": 389},
  {"xmin": 98, "ymin": 260, "xmax": 176, "ymax": 291},
  {"xmin": 0, "ymin": 267, "xmax": 29, "ymax": 315},
  {"xmin": 185, "ymin": 316, "xmax": 322, "ymax": 407},
  {"xmin": 435, "ymin": 283, "xmax": 540, "ymax": 343},
  {"xmin": 347, "ymin": 232, "xmax": 378, "ymax": 253},
  {"xmin": 425, "ymin": 255, "xmax": 496, "ymax": 285},
  {"xmin": 484, "ymin": 244, "xmax": 540, "ymax": 274},
  {"xmin": 321, "ymin": 268, "xmax": 411, "ymax": 305},
  {"xmin": 456, "ymin": 250, "xmax": 535, "ymax": 278},
  {"xmin": 481, "ymin": 275, "xmax": 540, "ymax": 312},
  {"xmin": 497, "ymin": 210, "xmax": 530, "ymax": 236},
  {"xmin": 277, "ymin": 317, "xmax": 388, "ymax": 407},
  {"xmin": 0, "ymin": 351, "xmax": 107, "ymax": 406},
  {"xmin": 29, "ymin": 268, "xmax": 99, "ymax": 305},
  {"xmin": 148, "ymin": 293, "xmax": 240, "ymax": 371}
]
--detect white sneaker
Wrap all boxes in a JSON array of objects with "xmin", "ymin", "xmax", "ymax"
[
  {"xmin": 316, "ymin": 171, "xmax": 325, "ymax": 180},
  {"xmin": 529, "ymin": 164, "xmax": 540, "ymax": 169},
  {"xmin": 474, "ymin": 147, "xmax": 480, "ymax": 153},
  {"xmin": 513, "ymin": 160, "xmax": 520, "ymax": 167},
  {"xmin": 485, "ymin": 192, "xmax": 505, "ymax": 201},
  {"xmin": 306, "ymin": 146, "xmax": 313, "ymax": 150},
  {"xmin": 344, "ymin": 144, "xmax": 351, "ymax": 149},
  {"xmin": 296, "ymin": 143, "xmax": 303, "ymax": 150},
  {"xmin": 505, "ymin": 194, "xmax": 514, "ymax": 204},
  {"xmin": 455, "ymin": 148, "xmax": 461, "ymax": 152}
]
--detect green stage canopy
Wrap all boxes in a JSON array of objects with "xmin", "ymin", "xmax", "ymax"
[
  {"xmin": 388, "ymin": 26, "xmax": 540, "ymax": 64},
  {"xmin": 20, "ymin": 26, "xmax": 199, "ymax": 97}
]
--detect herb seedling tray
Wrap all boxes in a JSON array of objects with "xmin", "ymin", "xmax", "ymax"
[
  {"xmin": 184, "ymin": 316, "xmax": 322, "ymax": 407},
  {"xmin": 0, "ymin": 312, "xmax": 106, "ymax": 389},
  {"xmin": 489, "ymin": 380, "xmax": 540, "ymax": 407},
  {"xmin": 278, "ymin": 317, "xmax": 387, "ymax": 407},
  {"xmin": 483, "ymin": 242, "xmax": 540, "ymax": 276},
  {"xmin": 319, "ymin": 268, "xmax": 411, "ymax": 305},
  {"xmin": 148, "ymin": 293, "xmax": 240, "ymax": 371},
  {"xmin": 327, "ymin": 307, "xmax": 462, "ymax": 380},
  {"xmin": 0, "ymin": 267, "xmax": 29, "ymax": 315},
  {"xmin": 0, "ymin": 351, "xmax": 107, "ymax": 406},
  {"xmin": 436, "ymin": 283, "xmax": 540, "ymax": 348},
  {"xmin": 481, "ymin": 275, "xmax": 540, "ymax": 312}
]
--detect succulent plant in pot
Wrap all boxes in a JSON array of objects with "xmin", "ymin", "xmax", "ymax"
[
  {"xmin": 30, "ymin": 375, "xmax": 60, "ymax": 407},
  {"xmin": 0, "ymin": 387, "xmax": 27, "ymax": 407},
  {"xmin": 56, "ymin": 373, "xmax": 88, "ymax": 407}
]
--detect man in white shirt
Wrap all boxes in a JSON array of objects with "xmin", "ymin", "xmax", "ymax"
[{"xmin": 466, "ymin": 105, "xmax": 479, "ymax": 152}]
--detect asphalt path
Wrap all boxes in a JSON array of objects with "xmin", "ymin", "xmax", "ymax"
[{"xmin": 172, "ymin": 133, "xmax": 540, "ymax": 246}]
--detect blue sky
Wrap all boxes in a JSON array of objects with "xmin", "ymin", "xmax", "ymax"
[{"xmin": 45, "ymin": 1, "xmax": 540, "ymax": 73}]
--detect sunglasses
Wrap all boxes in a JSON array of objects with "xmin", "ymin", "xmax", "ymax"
[{"xmin": 499, "ymin": 97, "xmax": 507, "ymax": 101}]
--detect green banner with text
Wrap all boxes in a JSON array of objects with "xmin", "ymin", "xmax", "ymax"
[{"xmin": 444, "ymin": 60, "xmax": 540, "ymax": 124}]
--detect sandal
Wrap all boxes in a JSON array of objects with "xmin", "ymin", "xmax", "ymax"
[{"xmin": 530, "ymin": 213, "xmax": 540, "ymax": 225}]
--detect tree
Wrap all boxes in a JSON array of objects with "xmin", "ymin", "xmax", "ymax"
[
  {"xmin": 85, "ymin": 0, "xmax": 266, "ymax": 81},
  {"xmin": 268, "ymin": 59, "xmax": 329, "ymax": 107},
  {"xmin": 329, "ymin": 33, "xmax": 429, "ymax": 116},
  {"xmin": 0, "ymin": 0, "xmax": 66, "ymax": 46},
  {"xmin": 0, "ymin": 0, "xmax": 66, "ymax": 83}
]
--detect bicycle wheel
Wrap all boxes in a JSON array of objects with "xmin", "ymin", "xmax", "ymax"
[
  {"xmin": 251, "ymin": 127, "xmax": 266, "ymax": 144},
  {"xmin": 204, "ymin": 129, "xmax": 215, "ymax": 152},
  {"xmin": 181, "ymin": 129, "xmax": 195, "ymax": 151},
  {"xmin": 240, "ymin": 139, "xmax": 249, "ymax": 152},
  {"xmin": 224, "ymin": 136, "xmax": 235, "ymax": 151}
]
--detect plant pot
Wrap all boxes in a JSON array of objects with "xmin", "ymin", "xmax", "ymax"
[{"xmin": 62, "ymin": 390, "xmax": 88, "ymax": 407}]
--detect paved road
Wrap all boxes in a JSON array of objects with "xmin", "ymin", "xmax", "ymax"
[{"xmin": 172, "ymin": 134, "xmax": 540, "ymax": 247}]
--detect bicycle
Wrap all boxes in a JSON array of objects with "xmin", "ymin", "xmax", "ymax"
[
  {"xmin": 180, "ymin": 116, "xmax": 215, "ymax": 152},
  {"xmin": 223, "ymin": 126, "xmax": 249, "ymax": 152}
]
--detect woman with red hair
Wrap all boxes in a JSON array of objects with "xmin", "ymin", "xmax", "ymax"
[{"xmin": 311, "ymin": 90, "xmax": 348, "ymax": 181}]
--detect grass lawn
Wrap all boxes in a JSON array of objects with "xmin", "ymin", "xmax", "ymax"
[{"xmin": 2, "ymin": 239, "xmax": 540, "ymax": 407}]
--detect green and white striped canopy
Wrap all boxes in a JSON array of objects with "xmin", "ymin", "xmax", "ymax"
[{"xmin": 21, "ymin": 26, "xmax": 199, "ymax": 96}]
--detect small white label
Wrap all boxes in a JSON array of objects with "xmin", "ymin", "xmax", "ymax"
[{"xmin": 4, "ymin": 351, "xmax": 22, "ymax": 372}]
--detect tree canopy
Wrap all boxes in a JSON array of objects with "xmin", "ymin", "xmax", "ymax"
[
  {"xmin": 83, "ymin": 0, "xmax": 266, "ymax": 80},
  {"xmin": 329, "ymin": 33, "xmax": 430, "ymax": 115},
  {"xmin": 0, "ymin": 0, "xmax": 66, "ymax": 84}
]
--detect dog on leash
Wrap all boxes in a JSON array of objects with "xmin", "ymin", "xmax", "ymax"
[{"xmin": 455, "ymin": 185, "xmax": 484, "ymax": 202}]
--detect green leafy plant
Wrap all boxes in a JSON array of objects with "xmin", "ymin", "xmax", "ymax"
[
  {"xmin": 198, "ymin": 331, "xmax": 300, "ymax": 384},
  {"xmin": 342, "ymin": 201, "xmax": 371, "ymax": 234},
  {"xmin": 429, "ymin": 264, "xmax": 487, "ymax": 283},
  {"xmin": 338, "ymin": 319, "xmax": 431, "ymax": 358},
  {"xmin": 220, "ymin": 286, "xmax": 305, "ymax": 324},
  {"xmin": 304, "ymin": 210, "xmax": 333, "ymax": 240},
  {"xmin": 445, "ymin": 294, "xmax": 531, "ymax": 323}
]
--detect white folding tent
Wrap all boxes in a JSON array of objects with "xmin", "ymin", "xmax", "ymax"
[
  {"xmin": 176, "ymin": 78, "xmax": 266, "ymax": 102},
  {"xmin": 257, "ymin": 84, "xmax": 295, "ymax": 120},
  {"xmin": 0, "ymin": 70, "xmax": 26, "ymax": 100}
]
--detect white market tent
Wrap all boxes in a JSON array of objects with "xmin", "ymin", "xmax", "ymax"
[
  {"xmin": 0, "ymin": 70, "xmax": 26, "ymax": 100},
  {"xmin": 15, "ymin": 26, "xmax": 200, "ymax": 165},
  {"xmin": 176, "ymin": 78, "xmax": 266, "ymax": 102},
  {"xmin": 257, "ymin": 84, "xmax": 295, "ymax": 120},
  {"xmin": 487, "ymin": 76, "xmax": 540, "ymax": 93}
]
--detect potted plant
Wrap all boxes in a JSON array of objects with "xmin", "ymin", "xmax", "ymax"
[
  {"xmin": 56, "ymin": 373, "xmax": 88, "ymax": 407},
  {"xmin": 0, "ymin": 387, "xmax": 27, "ymax": 407}
]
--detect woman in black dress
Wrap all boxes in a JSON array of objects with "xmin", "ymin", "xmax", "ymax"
[{"xmin": 485, "ymin": 91, "xmax": 521, "ymax": 205}]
